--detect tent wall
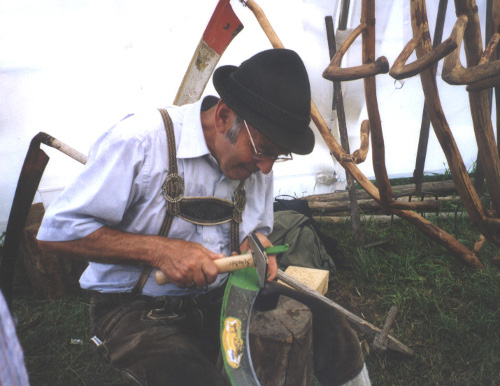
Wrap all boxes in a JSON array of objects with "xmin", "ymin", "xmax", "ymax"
[{"xmin": 0, "ymin": 0, "xmax": 494, "ymax": 233}]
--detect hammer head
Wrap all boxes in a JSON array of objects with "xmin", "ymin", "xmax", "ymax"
[{"xmin": 248, "ymin": 232, "xmax": 268, "ymax": 289}]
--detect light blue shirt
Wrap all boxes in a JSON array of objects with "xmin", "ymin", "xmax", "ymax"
[{"xmin": 37, "ymin": 99, "xmax": 274, "ymax": 296}]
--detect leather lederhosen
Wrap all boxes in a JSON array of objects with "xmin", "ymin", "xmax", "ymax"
[{"xmin": 133, "ymin": 108, "xmax": 246, "ymax": 293}]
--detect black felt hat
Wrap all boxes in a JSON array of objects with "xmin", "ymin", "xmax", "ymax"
[{"xmin": 213, "ymin": 49, "xmax": 314, "ymax": 155}]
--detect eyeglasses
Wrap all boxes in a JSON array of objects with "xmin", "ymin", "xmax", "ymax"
[{"xmin": 243, "ymin": 120, "xmax": 293, "ymax": 163}]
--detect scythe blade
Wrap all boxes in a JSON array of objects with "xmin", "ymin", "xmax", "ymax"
[
  {"xmin": 220, "ymin": 267, "xmax": 261, "ymax": 385},
  {"xmin": 0, "ymin": 133, "xmax": 49, "ymax": 311}
]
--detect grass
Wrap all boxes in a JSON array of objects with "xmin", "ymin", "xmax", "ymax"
[
  {"xmin": 320, "ymin": 212, "xmax": 500, "ymax": 385},
  {"xmin": 2, "ymin": 205, "xmax": 499, "ymax": 385},
  {"xmin": 12, "ymin": 295, "xmax": 125, "ymax": 385}
]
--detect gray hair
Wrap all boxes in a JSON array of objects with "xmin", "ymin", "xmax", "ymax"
[{"xmin": 226, "ymin": 115, "xmax": 243, "ymax": 144}]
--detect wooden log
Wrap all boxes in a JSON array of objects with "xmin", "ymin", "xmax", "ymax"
[
  {"xmin": 315, "ymin": 211, "xmax": 470, "ymax": 224},
  {"xmin": 19, "ymin": 203, "xmax": 87, "ymax": 300},
  {"xmin": 305, "ymin": 179, "xmax": 467, "ymax": 203},
  {"xmin": 249, "ymin": 296, "xmax": 314, "ymax": 386},
  {"xmin": 308, "ymin": 194, "xmax": 459, "ymax": 216}
]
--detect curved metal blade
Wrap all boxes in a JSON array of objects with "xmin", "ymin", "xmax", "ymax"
[{"xmin": 221, "ymin": 268, "xmax": 261, "ymax": 385}]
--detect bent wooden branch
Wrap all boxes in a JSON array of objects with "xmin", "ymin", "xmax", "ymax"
[
  {"xmin": 322, "ymin": 21, "xmax": 389, "ymax": 81},
  {"xmin": 339, "ymin": 120, "xmax": 370, "ymax": 164},
  {"xmin": 360, "ymin": 0, "xmax": 393, "ymax": 209},
  {"xmin": 454, "ymin": 0, "xmax": 500, "ymax": 221},
  {"xmin": 389, "ymin": 35, "xmax": 457, "ymax": 80},
  {"xmin": 404, "ymin": 1, "xmax": 494, "ymax": 248},
  {"xmin": 352, "ymin": 120, "xmax": 370, "ymax": 164},
  {"xmin": 466, "ymin": 32, "xmax": 500, "ymax": 91},
  {"xmin": 412, "ymin": 0, "xmax": 449, "ymax": 194},
  {"xmin": 325, "ymin": 15, "xmax": 365, "ymax": 244},
  {"xmin": 244, "ymin": 0, "xmax": 484, "ymax": 267},
  {"xmin": 442, "ymin": 15, "xmax": 500, "ymax": 85}
]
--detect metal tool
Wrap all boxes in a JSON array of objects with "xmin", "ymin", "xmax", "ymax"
[
  {"xmin": 154, "ymin": 236, "xmax": 288, "ymax": 287},
  {"xmin": 174, "ymin": 0, "xmax": 243, "ymax": 106}
]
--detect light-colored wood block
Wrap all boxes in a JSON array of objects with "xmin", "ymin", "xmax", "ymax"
[{"xmin": 282, "ymin": 266, "xmax": 329, "ymax": 295}]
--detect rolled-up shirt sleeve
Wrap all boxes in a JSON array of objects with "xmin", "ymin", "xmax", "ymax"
[{"xmin": 37, "ymin": 116, "xmax": 151, "ymax": 242}]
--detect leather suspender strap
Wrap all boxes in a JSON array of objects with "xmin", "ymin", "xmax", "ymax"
[
  {"xmin": 132, "ymin": 109, "xmax": 176, "ymax": 294},
  {"xmin": 157, "ymin": 107, "xmax": 245, "ymax": 253},
  {"xmin": 133, "ymin": 108, "xmax": 246, "ymax": 294},
  {"xmin": 158, "ymin": 108, "xmax": 181, "ymax": 237}
]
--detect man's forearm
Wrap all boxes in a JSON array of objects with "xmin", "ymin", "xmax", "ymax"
[
  {"xmin": 37, "ymin": 227, "xmax": 161, "ymax": 267},
  {"xmin": 37, "ymin": 227, "xmax": 224, "ymax": 287}
]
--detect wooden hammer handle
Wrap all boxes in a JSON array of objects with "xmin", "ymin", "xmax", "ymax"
[{"xmin": 154, "ymin": 253, "xmax": 254, "ymax": 285}]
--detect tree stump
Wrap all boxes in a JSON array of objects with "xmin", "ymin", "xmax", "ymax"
[
  {"xmin": 19, "ymin": 203, "xmax": 87, "ymax": 299},
  {"xmin": 249, "ymin": 296, "xmax": 314, "ymax": 386}
]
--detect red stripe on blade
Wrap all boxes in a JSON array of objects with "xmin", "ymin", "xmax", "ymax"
[{"xmin": 203, "ymin": 0, "xmax": 244, "ymax": 55}]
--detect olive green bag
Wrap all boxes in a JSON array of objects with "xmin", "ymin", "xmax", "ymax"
[{"xmin": 268, "ymin": 209, "xmax": 336, "ymax": 278}]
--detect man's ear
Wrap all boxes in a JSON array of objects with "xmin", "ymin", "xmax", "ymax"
[{"xmin": 215, "ymin": 100, "xmax": 235, "ymax": 133}]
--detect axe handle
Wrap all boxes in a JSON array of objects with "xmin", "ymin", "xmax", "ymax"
[{"xmin": 154, "ymin": 253, "xmax": 254, "ymax": 285}]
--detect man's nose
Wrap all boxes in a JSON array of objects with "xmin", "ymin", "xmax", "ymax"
[{"xmin": 256, "ymin": 158, "xmax": 275, "ymax": 174}]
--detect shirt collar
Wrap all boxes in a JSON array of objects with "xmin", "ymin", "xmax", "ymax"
[{"xmin": 176, "ymin": 99, "xmax": 210, "ymax": 159}]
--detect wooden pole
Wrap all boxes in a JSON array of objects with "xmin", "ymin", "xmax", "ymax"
[
  {"xmin": 413, "ymin": 0, "xmax": 449, "ymax": 194},
  {"xmin": 325, "ymin": 15, "xmax": 364, "ymax": 245},
  {"xmin": 243, "ymin": 0, "xmax": 484, "ymax": 267}
]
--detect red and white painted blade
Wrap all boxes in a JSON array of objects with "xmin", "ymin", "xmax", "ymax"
[{"xmin": 174, "ymin": 0, "xmax": 244, "ymax": 106}]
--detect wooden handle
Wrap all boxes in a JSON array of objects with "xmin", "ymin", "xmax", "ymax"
[{"xmin": 154, "ymin": 253, "xmax": 255, "ymax": 285}]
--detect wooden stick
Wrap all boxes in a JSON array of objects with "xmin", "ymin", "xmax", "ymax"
[
  {"xmin": 276, "ymin": 270, "xmax": 414, "ymax": 357},
  {"xmin": 372, "ymin": 306, "xmax": 399, "ymax": 353},
  {"xmin": 413, "ymin": 0, "xmax": 449, "ymax": 194},
  {"xmin": 409, "ymin": 0, "xmax": 495, "ymax": 250},
  {"xmin": 454, "ymin": 0, "xmax": 500, "ymax": 221},
  {"xmin": 389, "ymin": 37, "xmax": 456, "ymax": 80},
  {"xmin": 390, "ymin": 0, "xmax": 451, "ymax": 81},
  {"xmin": 466, "ymin": 73, "xmax": 500, "ymax": 91},
  {"xmin": 308, "ymin": 197, "xmax": 444, "ymax": 215},
  {"xmin": 442, "ymin": 15, "xmax": 500, "ymax": 85},
  {"xmin": 360, "ymin": 0, "xmax": 393, "ymax": 209},
  {"xmin": 305, "ymin": 179, "xmax": 465, "ymax": 202},
  {"xmin": 243, "ymin": 0, "xmax": 486, "ymax": 267},
  {"xmin": 352, "ymin": 120, "xmax": 370, "ymax": 164},
  {"xmin": 39, "ymin": 132, "xmax": 87, "ymax": 165},
  {"xmin": 478, "ymin": 33, "xmax": 500, "ymax": 65},
  {"xmin": 325, "ymin": 15, "xmax": 364, "ymax": 245}
]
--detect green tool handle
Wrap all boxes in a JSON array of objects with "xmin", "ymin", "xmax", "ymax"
[
  {"xmin": 242, "ymin": 244, "xmax": 289, "ymax": 255},
  {"xmin": 265, "ymin": 244, "xmax": 289, "ymax": 254}
]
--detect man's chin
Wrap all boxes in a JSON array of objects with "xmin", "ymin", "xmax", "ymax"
[{"xmin": 226, "ymin": 166, "xmax": 256, "ymax": 180}]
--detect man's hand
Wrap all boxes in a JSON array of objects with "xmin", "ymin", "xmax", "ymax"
[
  {"xmin": 153, "ymin": 239, "xmax": 225, "ymax": 288},
  {"xmin": 238, "ymin": 232, "xmax": 278, "ymax": 282}
]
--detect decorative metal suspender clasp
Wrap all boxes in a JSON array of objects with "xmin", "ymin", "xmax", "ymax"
[
  {"xmin": 232, "ymin": 183, "xmax": 246, "ymax": 224},
  {"xmin": 162, "ymin": 173, "xmax": 185, "ymax": 216}
]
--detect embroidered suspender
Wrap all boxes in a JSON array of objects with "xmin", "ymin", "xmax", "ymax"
[{"xmin": 133, "ymin": 108, "xmax": 246, "ymax": 293}]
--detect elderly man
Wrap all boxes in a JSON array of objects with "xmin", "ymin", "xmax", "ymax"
[{"xmin": 37, "ymin": 49, "xmax": 368, "ymax": 385}]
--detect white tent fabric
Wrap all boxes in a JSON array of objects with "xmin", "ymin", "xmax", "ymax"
[{"xmin": 0, "ymin": 0, "xmax": 495, "ymax": 232}]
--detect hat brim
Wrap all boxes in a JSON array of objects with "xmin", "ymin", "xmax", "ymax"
[{"xmin": 213, "ymin": 65, "xmax": 315, "ymax": 155}]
